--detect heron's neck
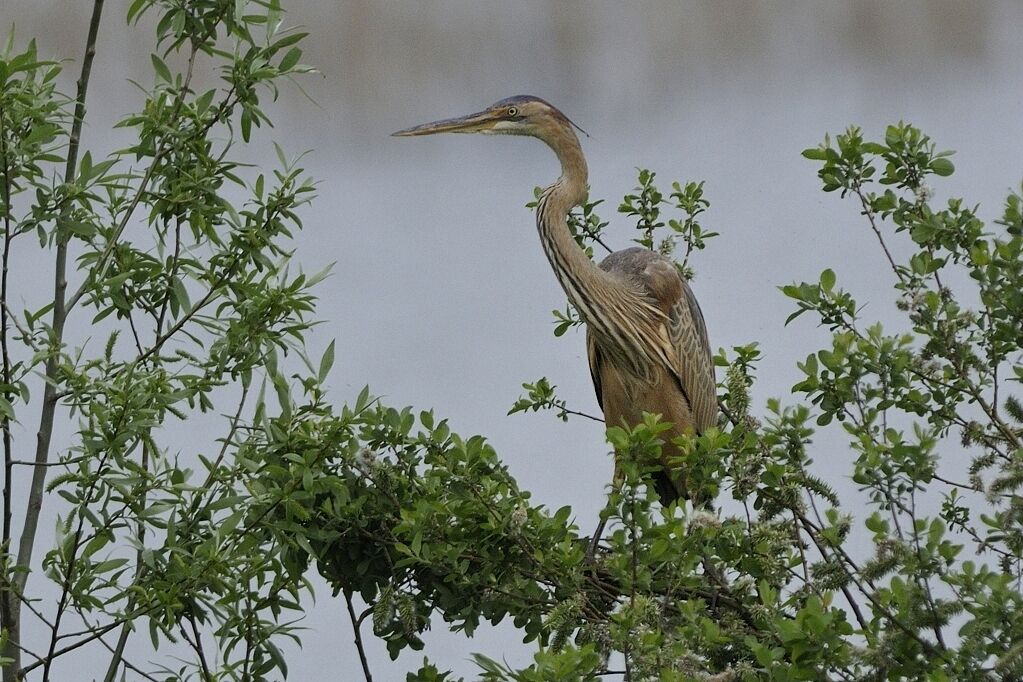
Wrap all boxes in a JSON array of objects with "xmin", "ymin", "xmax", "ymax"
[
  {"xmin": 549, "ymin": 128, "xmax": 588, "ymax": 208},
  {"xmin": 535, "ymin": 128, "xmax": 618, "ymax": 329}
]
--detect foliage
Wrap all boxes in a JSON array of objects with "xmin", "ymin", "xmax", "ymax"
[
  {"xmin": 3, "ymin": 1, "xmax": 1021, "ymax": 680},
  {"xmin": 400, "ymin": 136, "xmax": 1022, "ymax": 679},
  {"xmin": 441, "ymin": 127, "xmax": 1023, "ymax": 680},
  {"xmin": 1, "ymin": 1, "xmax": 318, "ymax": 679}
]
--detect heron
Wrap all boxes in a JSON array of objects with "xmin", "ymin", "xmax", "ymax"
[{"xmin": 393, "ymin": 96, "xmax": 717, "ymax": 550}]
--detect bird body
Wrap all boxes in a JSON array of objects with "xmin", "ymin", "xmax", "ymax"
[
  {"xmin": 394, "ymin": 96, "xmax": 717, "ymax": 507},
  {"xmin": 587, "ymin": 248, "xmax": 717, "ymax": 504}
]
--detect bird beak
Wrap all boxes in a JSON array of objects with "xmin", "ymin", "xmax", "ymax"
[{"xmin": 391, "ymin": 109, "xmax": 498, "ymax": 137}]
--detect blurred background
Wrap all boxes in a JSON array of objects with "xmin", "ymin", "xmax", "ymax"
[{"xmin": 6, "ymin": 0, "xmax": 1023, "ymax": 678}]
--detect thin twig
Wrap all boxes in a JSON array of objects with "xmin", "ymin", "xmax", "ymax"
[
  {"xmin": 154, "ymin": 215, "xmax": 183, "ymax": 337},
  {"xmin": 43, "ymin": 404, "xmax": 141, "ymax": 680},
  {"xmin": 908, "ymin": 488, "xmax": 947, "ymax": 649},
  {"xmin": 65, "ymin": 55, "xmax": 239, "ymax": 315},
  {"xmin": 581, "ymin": 224, "xmax": 613, "ymax": 254},
  {"xmin": 184, "ymin": 614, "xmax": 214, "ymax": 682},
  {"xmin": 792, "ymin": 504, "xmax": 946, "ymax": 659},
  {"xmin": 562, "ymin": 406, "xmax": 605, "ymax": 423},
  {"xmin": 853, "ymin": 184, "xmax": 904, "ymax": 284},
  {"xmin": 127, "ymin": 307, "xmax": 145, "ymax": 356},
  {"xmin": 101, "ymin": 437, "xmax": 153, "ymax": 682},
  {"xmin": 73, "ymin": 603, "xmax": 161, "ymax": 682},
  {"xmin": 344, "ymin": 589, "xmax": 373, "ymax": 682},
  {"xmin": 9, "ymin": 457, "xmax": 87, "ymax": 468},
  {"xmin": 624, "ymin": 492, "xmax": 637, "ymax": 682},
  {"xmin": 804, "ymin": 499, "xmax": 868, "ymax": 636},
  {"xmin": 0, "ymin": 87, "xmax": 17, "ymax": 671},
  {"xmin": 19, "ymin": 619, "xmax": 123, "ymax": 676}
]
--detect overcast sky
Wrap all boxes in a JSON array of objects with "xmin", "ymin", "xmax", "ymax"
[{"xmin": 6, "ymin": 1, "xmax": 1023, "ymax": 678}]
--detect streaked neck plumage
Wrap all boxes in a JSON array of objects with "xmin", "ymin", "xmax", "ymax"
[
  {"xmin": 534, "ymin": 123, "xmax": 664, "ymax": 378},
  {"xmin": 534, "ymin": 123, "xmax": 594, "ymax": 301}
]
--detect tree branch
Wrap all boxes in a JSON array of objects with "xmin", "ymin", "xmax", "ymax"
[
  {"xmin": 183, "ymin": 614, "xmax": 213, "ymax": 682},
  {"xmin": 853, "ymin": 183, "xmax": 904, "ymax": 285},
  {"xmin": 7, "ymin": 3, "xmax": 105, "ymax": 680},
  {"xmin": 344, "ymin": 589, "xmax": 373, "ymax": 682},
  {"xmin": 0, "ymin": 73, "xmax": 17, "ymax": 678}
]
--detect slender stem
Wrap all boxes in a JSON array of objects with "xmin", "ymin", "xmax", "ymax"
[
  {"xmin": 5, "ymin": 4, "xmax": 104, "ymax": 681},
  {"xmin": 100, "ymin": 378, "xmax": 247, "ymax": 682},
  {"xmin": 560, "ymin": 406, "xmax": 604, "ymax": 423},
  {"xmin": 127, "ymin": 308, "xmax": 145, "ymax": 356},
  {"xmin": 184, "ymin": 614, "xmax": 213, "ymax": 682},
  {"xmin": 624, "ymin": 493, "xmax": 637, "ymax": 682},
  {"xmin": 103, "ymin": 383, "xmax": 248, "ymax": 681},
  {"xmin": 0, "ymin": 94, "xmax": 17, "ymax": 672},
  {"xmin": 44, "ymin": 382, "xmax": 140, "ymax": 682},
  {"xmin": 135, "ymin": 250, "xmax": 244, "ymax": 364},
  {"xmin": 792, "ymin": 504, "xmax": 945, "ymax": 658},
  {"xmin": 85, "ymin": 613, "xmax": 160, "ymax": 682},
  {"xmin": 100, "ymin": 618, "xmax": 132, "ymax": 682},
  {"xmin": 804, "ymin": 494, "xmax": 870, "ymax": 634},
  {"xmin": 573, "ymin": 216, "xmax": 612, "ymax": 254},
  {"xmin": 154, "ymin": 216, "xmax": 183, "ymax": 337},
  {"xmin": 853, "ymin": 184, "xmax": 904, "ymax": 285},
  {"xmin": 65, "ymin": 38, "xmax": 226, "ymax": 315},
  {"xmin": 19, "ymin": 619, "xmax": 123, "ymax": 677},
  {"xmin": 344, "ymin": 589, "xmax": 373, "ymax": 682},
  {"xmin": 100, "ymin": 438, "xmax": 151, "ymax": 682},
  {"xmin": 908, "ymin": 488, "xmax": 947, "ymax": 649}
]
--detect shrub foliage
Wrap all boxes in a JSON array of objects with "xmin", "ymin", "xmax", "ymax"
[{"xmin": 1, "ymin": 2, "xmax": 1021, "ymax": 680}]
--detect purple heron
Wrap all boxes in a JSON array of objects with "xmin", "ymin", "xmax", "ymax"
[{"xmin": 394, "ymin": 96, "xmax": 717, "ymax": 523}]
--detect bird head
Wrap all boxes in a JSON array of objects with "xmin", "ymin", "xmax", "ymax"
[{"xmin": 392, "ymin": 95, "xmax": 586, "ymax": 141}]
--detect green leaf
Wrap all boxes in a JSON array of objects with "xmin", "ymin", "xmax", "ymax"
[
  {"xmin": 930, "ymin": 157, "xmax": 955, "ymax": 177},
  {"xmin": 127, "ymin": 0, "xmax": 149, "ymax": 24},
  {"xmin": 150, "ymin": 53, "xmax": 171, "ymax": 82},
  {"xmin": 0, "ymin": 393, "xmax": 13, "ymax": 420},
  {"xmin": 94, "ymin": 558, "xmax": 130, "ymax": 573},
  {"xmin": 318, "ymin": 340, "xmax": 336, "ymax": 382},
  {"xmin": 272, "ymin": 371, "xmax": 292, "ymax": 419},
  {"xmin": 240, "ymin": 108, "xmax": 252, "ymax": 142},
  {"xmin": 279, "ymin": 47, "xmax": 301, "ymax": 72},
  {"xmin": 819, "ymin": 268, "xmax": 836, "ymax": 292}
]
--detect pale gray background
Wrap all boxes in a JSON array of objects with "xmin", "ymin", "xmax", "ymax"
[{"xmin": 4, "ymin": 1, "xmax": 1023, "ymax": 679}]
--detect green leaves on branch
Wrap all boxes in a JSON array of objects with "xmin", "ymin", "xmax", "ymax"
[
  {"xmin": 508, "ymin": 377, "xmax": 600, "ymax": 423},
  {"xmin": 1, "ymin": 2, "xmax": 323, "ymax": 679},
  {"xmin": 618, "ymin": 171, "xmax": 717, "ymax": 278},
  {"xmin": 792, "ymin": 122, "xmax": 1023, "ymax": 677},
  {"xmin": 248, "ymin": 397, "xmax": 588, "ymax": 660},
  {"xmin": 781, "ymin": 268, "xmax": 856, "ymax": 329},
  {"xmin": 801, "ymin": 122, "xmax": 954, "ymax": 196}
]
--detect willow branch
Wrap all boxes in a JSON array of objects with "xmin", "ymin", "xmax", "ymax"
[
  {"xmin": 6, "ymin": 3, "xmax": 105, "ymax": 681},
  {"xmin": 852, "ymin": 183, "xmax": 904, "ymax": 285},
  {"xmin": 18, "ymin": 0, "xmax": 104, "ymax": 587},
  {"xmin": 0, "ymin": 85, "xmax": 16, "ymax": 669},
  {"xmin": 344, "ymin": 589, "xmax": 373, "ymax": 682}
]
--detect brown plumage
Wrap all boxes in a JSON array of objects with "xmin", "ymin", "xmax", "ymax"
[{"xmin": 394, "ymin": 95, "xmax": 717, "ymax": 507}]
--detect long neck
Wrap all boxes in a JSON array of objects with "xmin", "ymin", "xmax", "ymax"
[
  {"xmin": 534, "ymin": 126, "xmax": 669, "ymax": 378},
  {"xmin": 535, "ymin": 127, "xmax": 627, "ymax": 347}
]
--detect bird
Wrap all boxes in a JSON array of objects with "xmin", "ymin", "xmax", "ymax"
[{"xmin": 393, "ymin": 95, "xmax": 717, "ymax": 531}]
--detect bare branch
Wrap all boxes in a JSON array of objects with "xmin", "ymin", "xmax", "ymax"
[{"xmin": 344, "ymin": 589, "xmax": 373, "ymax": 682}]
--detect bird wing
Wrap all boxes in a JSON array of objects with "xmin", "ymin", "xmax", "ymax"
[
  {"xmin": 586, "ymin": 330, "xmax": 605, "ymax": 411},
  {"xmin": 593, "ymin": 248, "xmax": 717, "ymax": 431},
  {"xmin": 667, "ymin": 271, "xmax": 717, "ymax": 431}
]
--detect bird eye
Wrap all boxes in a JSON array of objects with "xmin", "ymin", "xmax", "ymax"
[{"xmin": 507, "ymin": 107, "xmax": 518, "ymax": 117}]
